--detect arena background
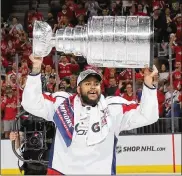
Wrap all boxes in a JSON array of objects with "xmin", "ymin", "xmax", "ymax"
[{"xmin": 1, "ymin": 0, "xmax": 181, "ymax": 175}]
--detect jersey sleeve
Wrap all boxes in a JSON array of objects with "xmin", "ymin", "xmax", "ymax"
[
  {"xmin": 21, "ymin": 74, "xmax": 70, "ymax": 121},
  {"xmin": 109, "ymin": 84, "xmax": 159, "ymax": 136}
]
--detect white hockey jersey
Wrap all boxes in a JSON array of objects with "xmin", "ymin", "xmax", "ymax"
[{"xmin": 21, "ymin": 74, "xmax": 159, "ymax": 175}]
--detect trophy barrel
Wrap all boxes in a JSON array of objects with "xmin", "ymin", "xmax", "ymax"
[{"xmin": 86, "ymin": 16, "xmax": 153, "ymax": 68}]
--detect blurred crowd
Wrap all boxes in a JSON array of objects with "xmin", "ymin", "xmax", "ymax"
[{"xmin": 1, "ymin": 0, "xmax": 182, "ymax": 139}]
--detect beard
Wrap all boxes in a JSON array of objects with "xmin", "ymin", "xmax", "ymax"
[{"xmin": 80, "ymin": 89, "xmax": 101, "ymax": 106}]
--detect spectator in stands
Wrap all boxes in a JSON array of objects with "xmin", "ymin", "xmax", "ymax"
[
  {"xmin": 46, "ymin": 12, "xmax": 57, "ymax": 29},
  {"xmin": 6, "ymin": 39, "xmax": 16, "ymax": 58},
  {"xmin": 169, "ymin": 34, "xmax": 182, "ymax": 64},
  {"xmin": 126, "ymin": 4, "xmax": 136, "ymax": 16},
  {"xmin": 153, "ymin": 5, "xmax": 165, "ymax": 43},
  {"xmin": 57, "ymin": 4, "xmax": 74, "ymax": 23},
  {"xmin": 76, "ymin": 14, "xmax": 86, "ymax": 26},
  {"xmin": 60, "ymin": 78, "xmax": 70, "ymax": 89},
  {"xmin": 162, "ymin": 7, "xmax": 177, "ymax": 42},
  {"xmin": 51, "ymin": 68, "xmax": 56, "ymax": 77},
  {"xmin": 122, "ymin": 83, "xmax": 136, "ymax": 101},
  {"xmin": 49, "ymin": 0, "xmax": 61, "ymax": 20},
  {"xmin": 9, "ymin": 17, "xmax": 23, "ymax": 32},
  {"xmin": 136, "ymin": 81, "xmax": 143, "ymax": 103},
  {"xmin": 66, "ymin": 0, "xmax": 78, "ymax": 12},
  {"xmin": 141, "ymin": 0, "xmax": 151, "ymax": 15},
  {"xmin": 1, "ymin": 55, "xmax": 8, "ymax": 73},
  {"xmin": 122, "ymin": 0, "xmax": 136, "ymax": 16},
  {"xmin": 164, "ymin": 82, "xmax": 181, "ymax": 132},
  {"xmin": 58, "ymin": 55, "xmax": 79, "ymax": 80},
  {"xmin": 32, "ymin": 8, "xmax": 44, "ymax": 21},
  {"xmin": 174, "ymin": 13, "xmax": 182, "ymax": 45},
  {"xmin": 105, "ymin": 77, "xmax": 118, "ymax": 96},
  {"xmin": 159, "ymin": 63, "xmax": 169, "ymax": 83},
  {"xmin": 171, "ymin": 1, "xmax": 180, "ymax": 18},
  {"xmin": 20, "ymin": 59, "xmax": 29, "ymax": 77},
  {"xmin": 66, "ymin": 74, "xmax": 77, "ymax": 93},
  {"xmin": 103, "ymin": 68, "xmax": 118, "ymax": 88},
  {"xmin": 44, "ymin": 65, "xmax": 53, "ymax": 82},
  {"xmin": 164, "ymin": 82, "xmax": 181, "ymax": 116},
  {"xmin": 85, "ymin": 0, "xmax": 102, "ymax": 17},
  {"xmin": 135, "ymin": 68, "xmax": 144, "ymax": 83},
  {"xmin": 1, "ymin": 86, "xmax": 17, "ymax": 139},
  {"xmin": 74, "ymin": 2, "xmax": 87, "ymax": 19},
  {"xmin": 116, "ymin": 82, "xmax": 137, "ymax": 101},
  {"xmin": 27, "ymin": 8, "xmax": 43, "ymax": 37},
  {"xmin": 1, "ymin": 17, "xmax": 9, "ymax": 39},
  {"xmin": 158, "ymin": 63, "xmax": 169, "ymax": 93},
  {"xmin": 1, "ymin": 36, "xmax": 8, "ymax": 57},
  {"xmin": 134, "ymin": 3, "xmax": 147, "ymax": 16},
  {"xmin": 53, "ymin": 16, "xmax": 73, "ymax": 33},
  {"xmin": 43, "ymin": 53, "xmax": 54, "ymax": 68},
  {"xmin": 1, "ymin": 75, "xmax": 6, "ymax": 97},
  {"xmin": 1, "ymin": 76, "xmax": 8, "ymax": 133},
  {"xmin": 46, "ymin": 75, "xmax": 56, "ymax": 93},
  {"xmin": 109, "ymin": 1, "xmax": 117, "ymax": 15},
  {"xmin": 29, "ymin": 0, "xmax": 40, "ymax": 9},
  {"xmin": 101, "ymin": 8, "xmax": 110, "ymax": 16},
  {"xmin": 7, "ymin": 62, "xmax": 21, "ymax": 83},
  {"xmin": 24, "ymin": 10, "xmax": 32, "ymax": 32},
  {"xmin": 119, "ymin": 68, "xmax": 132, "ymax": 84},
  {"xmin": 167, "ymin": 61, "xmax": 182, "ymax": 90},
  {"xmin": 110, "ymin": 0, "xmax": 122, "ymax": 16},
  {"xmin": 24, "ymin": 8, "xmax": 43, "ymax": 31},
  {"xmin": 114, "ymin": 80, "xmax": 126, "ymax": 97},
  {"xmin": 27, "ymin": 16, "xmax": 38, "ymax": 38},
  {"xmin": 7, "ymin": 74, "xmax": 17, "ymax": 90}
]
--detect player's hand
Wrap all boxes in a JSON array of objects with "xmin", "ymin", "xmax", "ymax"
[
  {"xmin": 9, "ymin": 132, "xmax": 18, "ymax": 141},
  {"xmin": 118, "ymin": 80, "xmax": 123, "ymax": 89},
  {"xmin": 170, "ymin": 33, "xmax": 176, "ymax": 42},
  {"xmin": 29, "ymin": 53, "xmax": 43, "ymax": 68},
  {"xmin": 144, "ymin": 65, "xmax": 158, "ymax": 88},
  {"xmin": 70, "ymin": 57, "xmax": 77, "ymax": 64}
]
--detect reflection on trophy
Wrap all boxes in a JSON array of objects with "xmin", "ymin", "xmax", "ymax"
[{"xmin": 33, "ymin": 16, "xmax": 154, "ymax": 68}]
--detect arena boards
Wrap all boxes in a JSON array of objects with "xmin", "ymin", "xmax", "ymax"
[{"xmin": 1, "ymin": 134, "xmax": 181, "ymax": 175}]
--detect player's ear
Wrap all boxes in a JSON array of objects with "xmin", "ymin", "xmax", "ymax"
[{"xmin": 77, "ymin": 86, "xmax": 81, "ymax": 94}]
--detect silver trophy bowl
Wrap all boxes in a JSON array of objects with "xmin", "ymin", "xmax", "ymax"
[{"xmin": 33, "ymin": 16, "xmax": 154, "ymax": 68}]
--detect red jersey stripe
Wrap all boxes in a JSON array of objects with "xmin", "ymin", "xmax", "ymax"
[
  {"xmin": 43, "ymin": 94, "xmax": 56, "ymax": 103},
  {"xmin": 47, "ymin": 168, "xmax": 64, "ymax": 175},
  {"xmin": 122, "ymin": 104, "xmax": 138, "ymax": 114}
]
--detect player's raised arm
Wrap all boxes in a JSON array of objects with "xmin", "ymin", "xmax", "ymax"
[
  {"xmin": 21, "ymin": 54, "xmax": 69, "ymax": 121},
  {"xmin": 113, "ymin": 66, "xmax": 159, "ymax": 135}
]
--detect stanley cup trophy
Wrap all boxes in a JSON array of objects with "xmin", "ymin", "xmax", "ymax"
[{"xmin": 33, "ymin": 16, "xmax": 154, "ymax": 68}]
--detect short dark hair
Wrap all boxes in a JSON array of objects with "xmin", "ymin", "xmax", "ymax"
[
  {"xmin": 61, "ymin": 78, "xmax": 70, "ymax": 84},
  {"xmin": 1, "ymin": 74, "xmax": 6, "ymax": 81},
  {"xmin": 12, "ymin": 16, "xmax": 18, "ymax": 21},
  {"xmin": 49, "ymin": 75, "xmax": 55, "ymax": 79}
]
